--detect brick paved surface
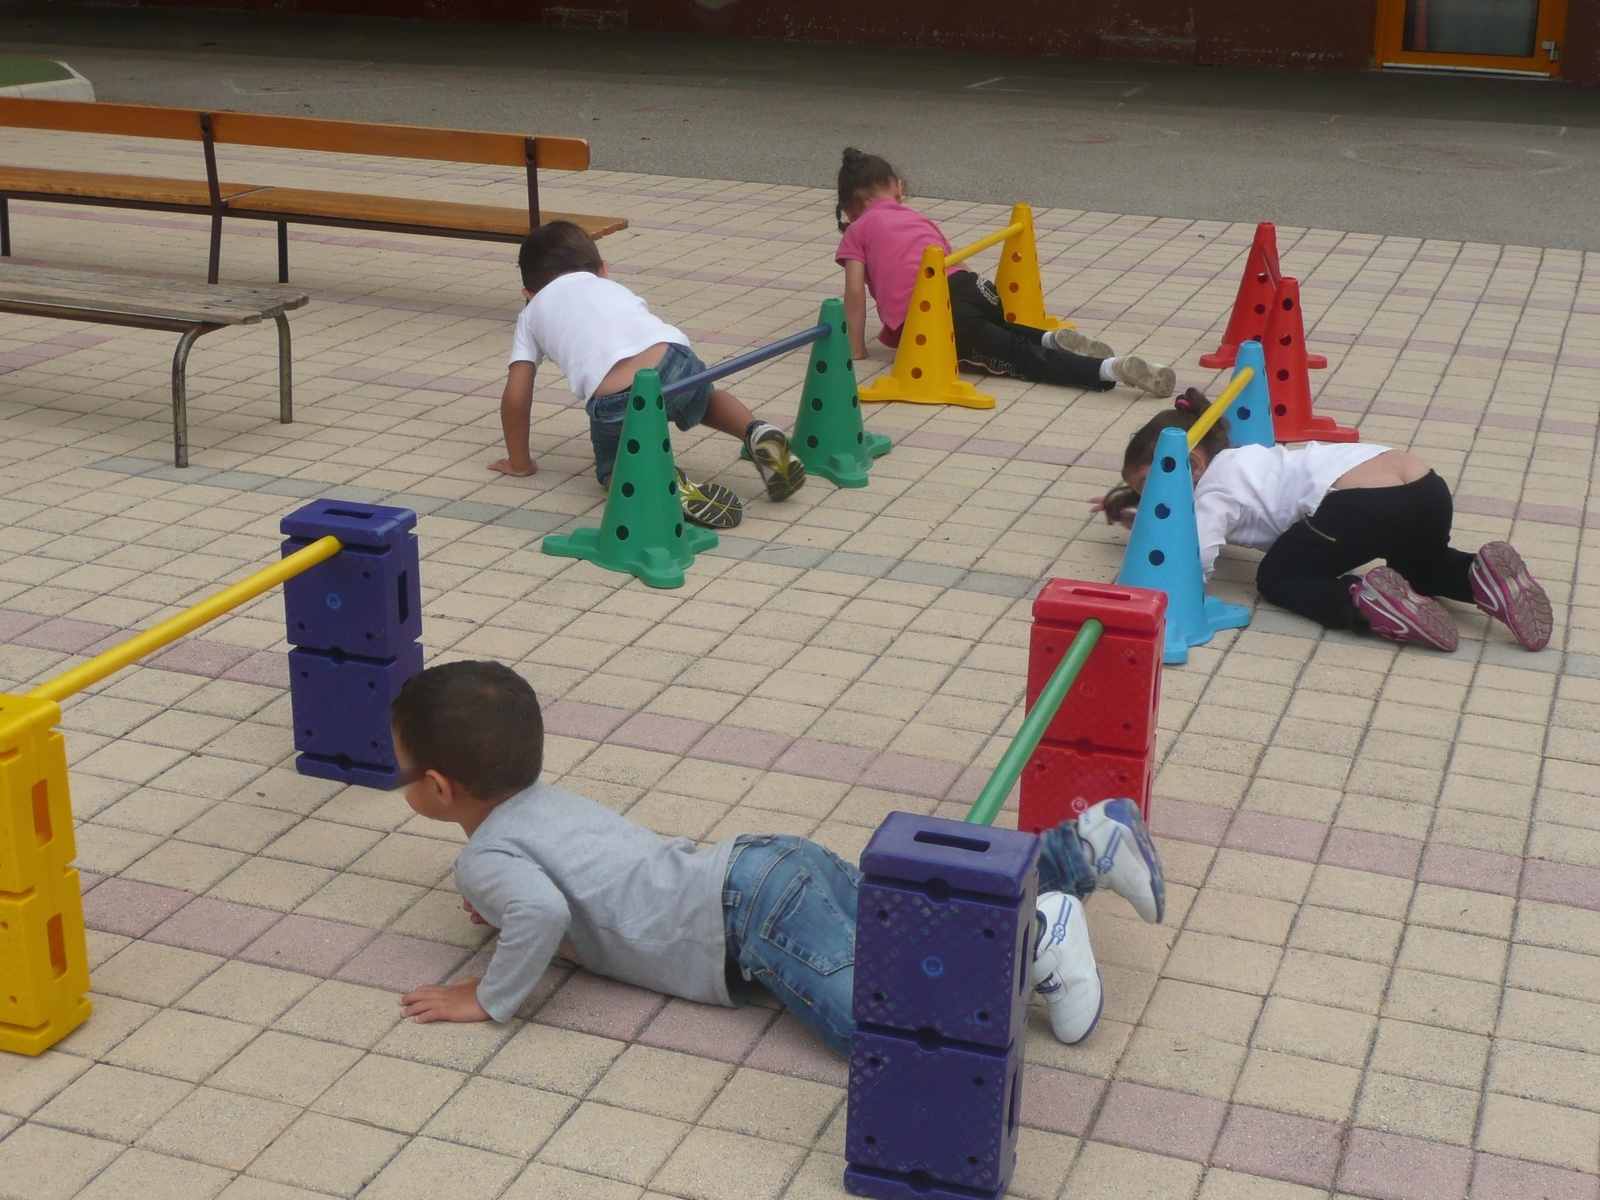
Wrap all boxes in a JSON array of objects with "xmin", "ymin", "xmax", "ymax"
[{"xmin": 2, "ymin": 125, "xmax": 1599, "ymax": 1200}]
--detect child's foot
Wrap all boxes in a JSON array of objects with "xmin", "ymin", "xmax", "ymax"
[
  {"xmin": 1046, "ymin": 327, "xmax": 1114, "ymax": 358},
  {"xmin": 1471, "ymin": 541, "xmax": 1553, "ymax": 651},
  {"xmin": 488, "ymin": 457, "xmax": 538, "ymax": 478},
  {"xmin": 1076, "ymin": 799, "xmax": 1165, "ymax": 924},
  {"xmin": 1350, "ymin": 566, "xmax": 1459, "ymax": 651},
  {"xmin": 745, "ymin": 421, "xmax": 807, "ymax": 502},
  {"xmin": 1110, "ymin": 356, "xmax": 1176, "ymax": 399},
  {"xmin": 1030, "ymin": 892, "xmax": 1102, "ymax": 1045},
  {"xmin": 676, "ymin": 469, "xmax": 743, "ymax": 530}
]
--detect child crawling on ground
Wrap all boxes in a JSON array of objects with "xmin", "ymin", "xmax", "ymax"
[
  {"xmin": 395, "ymin": 660, "xmax": 1168, "ymax": 1053},
  {"xmin": 490, "ymin": 221, "xmax": 806, "ymax": 531}
]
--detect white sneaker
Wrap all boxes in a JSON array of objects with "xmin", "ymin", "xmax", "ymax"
[
  {"xmin": 1030, "ymin": 892, "xmax": 1102, "ymax": 1045},
  {"xmin": 1110, "ymin": 355, "xmax": 1176, "ymax": 399},
  {"xmin": 1076, "ymin": 798, "xmax": 1166, "ymax": 924},
  {"xmin": 1046, "ymin": 327, "xmax": 1114, "ymax": 359}
]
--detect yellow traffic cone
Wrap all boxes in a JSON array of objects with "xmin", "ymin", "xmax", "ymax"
[
  {"xmin": 858, "ymin": 246, "xmax": 994, "ymax": 410},
  {"xmin": 993, "ymin": 203, "xmax": 1071, "ymax": 331}
]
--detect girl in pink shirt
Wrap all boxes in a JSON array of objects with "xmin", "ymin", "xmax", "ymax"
[{"xmin": 834, "ymin": 148, "xmax": 1176, "ymax": 398}]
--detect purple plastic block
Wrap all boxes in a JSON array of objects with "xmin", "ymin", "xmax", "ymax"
[
  {"xmin": 846, "ymin": 1028, "xmax": 1022, "ymax": 1193},
  {"xmin": 288, "ymin": 642, "xmax": 423, "ymax": 766},
  {"xmin": 280, "ymin": 499, "xmax": 416, "ymax": 550},
  {"xmin": 861, "ymin": 813, "xmax": 1040, "ymax": 899},
  {"xmin": 853, "ymin": 877, "xmax": 1034, "ymax": 1049},
  {"xmin": 843, "ymin": 1166, "xmax": 1001, "ymax": 1200},
  {"xmin": 281, "ymin": 539, "xmax": 421, "ymax": 659},
  {"xmin": 295, "ymin": 752, "xmax": 405, "ymax": 790}
]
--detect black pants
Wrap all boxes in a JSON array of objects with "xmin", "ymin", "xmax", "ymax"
[
  {"xmin": 1256, "ymin": 472, "xmax": 1476, "ymax": 630},
  {"xmin": 948, "ymin": 271, "xmax": 1111, "ymax": 391}
]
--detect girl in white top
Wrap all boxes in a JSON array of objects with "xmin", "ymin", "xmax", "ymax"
[{"xmin": 1093, "ymin": 391, "xmax": 1553, "ymax": 653}]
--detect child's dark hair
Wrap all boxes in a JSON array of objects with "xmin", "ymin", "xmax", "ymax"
[
  {"xmin": 518, "ymin": 220, "xmax": 603, "ymax": 295},
  {"xmin": 836, "ymin": 148, "xmax": 899, "ymax": 233},
  {"xmin": 1100, "ymin": 389, "xmax": 1231, "ymax": 524},
  {"xmin": 391, "ymin": 661, "xmax": 543, "ymax": 799}
]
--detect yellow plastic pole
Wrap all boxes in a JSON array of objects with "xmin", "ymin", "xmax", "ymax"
[
  {"xmin": 1187, "ymin": 367, "xmax": 1254, "ymax": 450},
  {"xmin": 27, "ymin": 535, "xmax": 342, "ymax": 704},
  {"xmin": 946, "ymin": 221, "xmax": 1025, "ymax": 268}
]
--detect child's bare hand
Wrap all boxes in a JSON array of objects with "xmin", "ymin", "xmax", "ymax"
[
  {"xmin": 462, "ymin": 899, "xmax": 491, "ymax": 926},
  {"xmin": 1089, "ymin": 495, "xmax": 1136, "ymax": 529},
  {"xmin": 400, "ymin": 977, "xmax": 490, "ymax": 1023},
  {"xmin": 489, "ymin": 457, "xmax": 538, "ymax": 478}
]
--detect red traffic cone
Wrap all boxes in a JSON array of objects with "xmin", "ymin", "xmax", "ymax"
[
  {"xmin": 1263, "ymin": 276, "xmax": 1357, "ymax": 444},
  {"xmin": 1201, "ymin": 222, "xmax": 1327, "ymax": 371}
]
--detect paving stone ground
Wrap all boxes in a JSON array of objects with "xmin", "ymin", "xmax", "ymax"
[{"xmin": 2, "ymin": 126, "xmax": 1599, "ymax": 1200}]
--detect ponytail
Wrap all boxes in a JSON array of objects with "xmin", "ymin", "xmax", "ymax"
[
  {"xmin": 1098, "ymin": 388, "xmax": 1230, "ymax": 524},
  {"xmin": 836, "ymin": 147, "xmax": 900, "ymax": 233}
]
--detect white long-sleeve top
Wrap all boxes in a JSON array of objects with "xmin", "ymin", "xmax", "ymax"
[{"xmin": 1193, "ymin": 442, "xmax": 1389, "ymax": 578}]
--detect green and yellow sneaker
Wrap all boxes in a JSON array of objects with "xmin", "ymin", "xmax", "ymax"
[
  {"xmin": 745, "ymin": 420, "xmax": 807, "ymax": 502},
  {"xmin": 676, "ymin": 469, "xmax": 743, "ymax": 530}
]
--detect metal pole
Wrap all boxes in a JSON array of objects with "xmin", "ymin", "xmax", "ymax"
[
  {"xmin": 659, "ymin": 323, "xmax": 830, "ymax": 399},
  {"xmin": 965, "ymin": 619, "xmax": 1103, "ymax": 827},
  {"xmin": 27, "ymin": 535, "xmax": 343, "ymax": 704}
]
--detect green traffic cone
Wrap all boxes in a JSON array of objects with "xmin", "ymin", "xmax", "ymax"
[
  {"xmin": 791, "ymin": 298, "xmax": 891, "ymax": 488},
  {"xmin": 542, "ymin": 369, "xmax": 716, "ymax": 589}
]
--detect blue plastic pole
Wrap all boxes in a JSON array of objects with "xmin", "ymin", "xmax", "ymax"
[{"xmin": 658, "ymin": 323, "xmax": 830, "ymax": 398}]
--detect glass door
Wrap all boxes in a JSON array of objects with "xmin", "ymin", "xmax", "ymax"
[{"xmin": 1375, "ymin": 0, "xmax": 1567, "ymax": 75}]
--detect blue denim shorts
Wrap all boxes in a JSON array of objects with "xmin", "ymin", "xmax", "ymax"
[{"xmin": 587, "ymin": 342, "xmax": 714, "ymax": 484}]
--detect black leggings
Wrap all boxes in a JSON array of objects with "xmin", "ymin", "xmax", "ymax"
[
  {"xmin": 948, "ymin": 271, "xmax": 1111, "ymax": 391},
  {"xmin": 1256, "ymin": 472, "xmax": 1476, "ymax": 630}
]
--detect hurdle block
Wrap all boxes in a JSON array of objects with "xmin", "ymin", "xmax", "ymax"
[
  {"xmin": 282, "ymin": 500, "xmax": 424, "ymax": 787},
  {"xmin": 1019, "ymin": 581, "xmax": 1165, "ymax": 833},
  {"xmin": 846, "ymin": 813, "xmax": 1038, "ymax": 1200},
  {"xmin": 0, "ymin": 692, "xmax": 91, "ymax": 1055}
]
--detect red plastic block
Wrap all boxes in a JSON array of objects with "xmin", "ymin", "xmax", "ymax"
[{"xmin": 1020, "ymin": 580, "xmax": 1164, "ymax": 832}]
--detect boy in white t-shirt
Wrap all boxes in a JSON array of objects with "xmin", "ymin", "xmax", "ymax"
[{"xmin": 490, "ymin": 221, "xmax": 806, "ymax": 529}]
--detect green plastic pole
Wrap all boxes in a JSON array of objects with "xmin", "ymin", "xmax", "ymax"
[{"xmin": 965, "ymin": 619, "xmax": 1104, "ymax": 827}]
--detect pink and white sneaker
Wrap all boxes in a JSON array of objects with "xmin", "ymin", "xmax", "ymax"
[
  {"xmin": 1470, "ymin": 541, "xmax": 1553, "ymax": 651},
  {"xmin": 1350, "ymin": 566, "xmax": 1459, "ymax": 652}
]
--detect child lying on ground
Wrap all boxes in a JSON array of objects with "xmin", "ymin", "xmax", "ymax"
[
  {"xmin": 1092, "ymin": 390, "xmax": 1554, "ymax": 651},
  {"xmin": 490, "ymin": 221, "xmax": 806, "ymax": 531},
  {"xmin": 394, "ymin": 660, "xmax": 1168, "ymax": 1052},
  {"xmin": 834, "ymin": 148, "xmax": 1177, "ymax": 399}
]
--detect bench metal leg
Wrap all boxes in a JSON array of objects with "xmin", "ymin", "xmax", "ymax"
[
  {"xmin": 1, "ymin": 198, "xmax": 9, "ymax": 257},
  {"xmin": 274, "ymin": 311, "xmax": 293, "ymax": 424},
  {"xmin": 207, "ymin": 213, "xmax": 222, "ymax": 285},
  {"xmin": 277, "ymin": 221, "xmax": 289, "ymax": 283},
  {"xmin": 171, "ymin": 324, "xmax": 214, "ymax": 468}
]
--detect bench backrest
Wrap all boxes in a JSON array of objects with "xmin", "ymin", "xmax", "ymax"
[
  {"xmin": 0, "ymin": 97, "xmax": 591, "ymax": 172},
  {"xmin": 0, "ymin": 97, "xmax": 201, "ymax": 141}
]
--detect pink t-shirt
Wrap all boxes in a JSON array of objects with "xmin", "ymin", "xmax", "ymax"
[{"xmin": 836, "ymin": 197, "xmax": 960, "ymax": 347}]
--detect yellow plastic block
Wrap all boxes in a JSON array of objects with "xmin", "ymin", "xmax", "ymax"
[
  {"xmin": 992, "ymin": 203, "xmax": 1070, "ymax": 331},
  {"xmin": 0, "ymin": 693, "xmax": 74, "ymax": 894},
  {"xmin": 858, "ymin": 245, "xmax": 995, "ymax": 411},
  {"xmin": 0, "ymin": 693, "xmax": 91, "ymax": 1056},
  {"xmin": 0, "ymin": 865, "xmax": 92, "ymax": 1055}
]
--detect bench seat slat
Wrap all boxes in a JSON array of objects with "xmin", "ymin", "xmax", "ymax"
[
  {"xmin": 0, "ymin": 167, "xmax": 264, "ymax": 208},
  {"xmin": 0, "ymin": 263, "xmax": 307, "ymax": 325},
  {"xmin": 225, "ymin": 187, "xmax": 627, "ymax": 240}
]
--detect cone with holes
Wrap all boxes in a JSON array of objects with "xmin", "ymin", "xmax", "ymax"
[
  {"xmin": 858, "ymin": 246, "xmax": 994, "ymax": 410},
  {"xmin": 792, "ymin": 298, "xmax": 893, "ymax": 488},
  {"xmin": 1262, "ymin": 276, "xmax": 1357, "ymax": 444},
  {"xmin": 1221, "ymin": 339, "xmax": 1275, "ymax": 449},
  {"xmin": 1115, "ymin": 425, "xmax": 1250, "ymax": 664},
  {"xmin": 1201, "ymin": 222, "xmax": 1328, "ymax": 371},
  {"xmin": 542, "ymin": 369, "xmax": 716, "ymax": 589},
  {"xmin": 992, "ymin": 202, "xmax": 1072, "ymax": 331}
]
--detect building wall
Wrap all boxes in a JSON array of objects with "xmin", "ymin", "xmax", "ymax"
[{"xmin": 115, "ymin": 0, "xmax": 1598, "ymax": 83}]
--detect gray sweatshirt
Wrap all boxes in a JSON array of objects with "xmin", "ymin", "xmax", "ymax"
[{"xmin": 455, "ymin": 780, "xmax": 737, "ymax": 1022}]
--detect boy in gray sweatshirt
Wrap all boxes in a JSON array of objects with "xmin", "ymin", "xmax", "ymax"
[{"xmin": 393, "ymin": 660, "xmax": 1166, "ymax": 1054}]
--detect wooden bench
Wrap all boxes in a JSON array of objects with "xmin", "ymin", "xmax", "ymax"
[
  {"xmin": 0, "ymin": 262, "xmax": 307, "ymax": 468},
  {"xmin": 0, "ymin": 98, "xmax": 626, "ymax": 284}
]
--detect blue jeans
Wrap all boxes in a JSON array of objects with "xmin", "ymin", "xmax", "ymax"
[
  {"xmin": 722, "ymin": 825, "xmax": 1095, "ymax": 1058},
  {"xmin": 588, "ymin": 342, "xmax": 714, "ymax": 484}
]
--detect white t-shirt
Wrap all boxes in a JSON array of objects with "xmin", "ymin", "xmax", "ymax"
[
  {"xmin": 509, "ymin": 271, "xmax": 688, "ymax": 400},
  {"xmin": 1193, "ymin": 442, "xmax": 1389, "ymax": 578}
]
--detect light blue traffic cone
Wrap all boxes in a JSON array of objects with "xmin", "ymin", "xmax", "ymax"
[
  {"xmin": 1116, "ymin": 426, "xmax": 1251, "ymax": 664},
  {"xmin": 1225, "ymin": 340, "xmax": 1276, "ymax": 449}
]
